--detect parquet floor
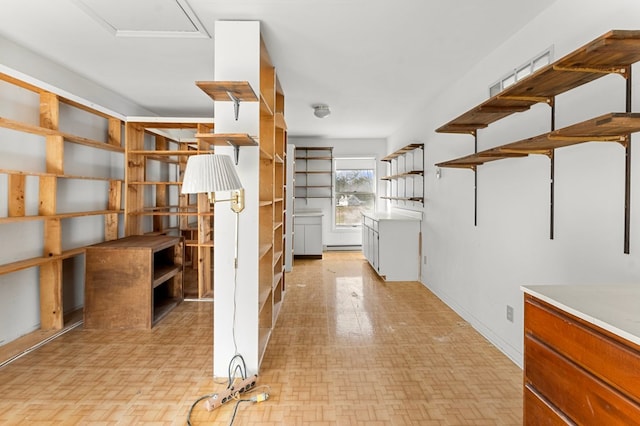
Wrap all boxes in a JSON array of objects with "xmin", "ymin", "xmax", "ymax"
[{"xmin": 0, "ymin": 252, "xmax": 523, "ymax": 425}]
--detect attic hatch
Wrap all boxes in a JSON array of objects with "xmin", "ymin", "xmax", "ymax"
[{"xmin": 73, "ymin": 0, "xmax": 210, "ymax": 38}]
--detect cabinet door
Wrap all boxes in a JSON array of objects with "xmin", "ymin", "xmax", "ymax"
[
  {"xmin": 293, "ymin": 224, "xmax": 306, "ymax": 254},
  {"xmin": 362, "ymin": 224, "xmax": 369, "ymax": 260},
  {"xmin": 304, "ymin": 224, "xmax": 322, "ymax": 255},
  {"xmin": 371, "ymin": 228, "xmax": 379, "ymax": 270}
]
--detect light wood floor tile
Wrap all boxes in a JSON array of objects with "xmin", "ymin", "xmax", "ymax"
[{"xmin": 0, "ymin": 252, "xmax": 522, "ymax": 425}]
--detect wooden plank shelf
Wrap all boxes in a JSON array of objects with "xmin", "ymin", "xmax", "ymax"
[
  {"xmin": 259, "ymin": 243, "xmax": 272, "ymax": 260},
  {"xmin": 0, "ymin": 116, "xmax": 59, "ymax": 136},
  {"xmin": 275, "ymin": 112, "xmax": 287, "ymax": 130},
  {"xmin": 0, "ymin": 209, "xmax": 123, "ymax": 224},
  {"xmin": 381, "ymin": 143, "xmax": 424, "ymax": 161},
  {"xmin": 194, "ymin": 133, "xmax": 258, "ymax": 147},
  {"xmin": 195, "ymin": 81, "xmax": 259, "ymax": 102},
  {"xmin": 0, "ymin": 168, "xmax": 123, "ymax": 182},
  {"xmin": 437, "ymin": 30, "xmax": 640, "ymax": 134},
  {"xmin": 381, "ymin": 170, "xmax": 424, "ymax": 180},
  {"xmin": 0, "ymin": 247, "xmax": 85, "ymax": 275},
  {"xmin": 381, "ymin": 196, "xmax": 425, "ymax": 202},
  {"xmin": 436, "ymin": 113, "xmax": 640, "ymax": 169},
  {"xmin": 0, "ymin": 117, "xmax": 124, "ymax": 152}
]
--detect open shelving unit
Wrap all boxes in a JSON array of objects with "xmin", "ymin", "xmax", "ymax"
[
  {"xmin": 84, "ymin": 235, "xmax": 184, "ymax": 329},
  {"xmin": 0, "ymin": 71, "xmax": 125, "ymax": 359},
  {"xmin": 381, "ymin": 143, "xmax": 424, "ymax": 205},
  {"xmin": 124, "ymin": 118, "xmax": 215, "ymax": 299},
  {"xmin": 435, "ymin": 29, "xmax": 640, "ymax": 253},
  {"xmin": 294, "ymin": 146, "xmax": 333, "ymax": 201}
]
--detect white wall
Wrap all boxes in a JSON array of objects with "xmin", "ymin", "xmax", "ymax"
[
  {"xmin": 289, "ymin": 137, "xmax": 388, "ymax": 247},
  {"xmin": 388, "ymin": 0, "xmax": 640, "ymax": 366}
]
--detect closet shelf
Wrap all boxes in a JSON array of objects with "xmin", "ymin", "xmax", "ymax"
[{"xmin": 437, "ymin": 30, "xmax": 640, "ymax": 134}]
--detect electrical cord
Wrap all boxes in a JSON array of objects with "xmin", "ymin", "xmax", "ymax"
[
  {"xmin": 186, "ymin": 209, "xmax": 272, "ymax": 425},
  {"xmin": 186, "ymin": 392, "xmax": 217, "ymax": 426}
]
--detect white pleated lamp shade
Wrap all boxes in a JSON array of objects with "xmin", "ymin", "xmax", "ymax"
[{"xmin": 181, "ymin": 154, "xmax": 243, "ymax": 194}]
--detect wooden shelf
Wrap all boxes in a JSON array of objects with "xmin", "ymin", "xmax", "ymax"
[
  {"xmin": 153, "ymin": 264, "xmax": 181, "ymax": 288},
  {"xmin": 295, "ymin": 156, "xmax": 333, "ymax": 160},
  {"xmin": 0, "ymin": 168, "xmax": 122, "ymax": 182},
  {"xmin": 259, "ymin": 243, "xmax": 273, "ymax": 260},
  {"xmin": 275, "ymin": 112, "xmax": 287, "ymax": 130},
  {"xmin": 437, "ymin": 113, "xmax": 640, "ymax": 169},
  {"xmin": 0, "ymin": 247, "xmax": 85, "ymax": 275},
  {"xmin": 0, "ymin": 116, "xmax": 59, "ymax": 137},
  {"xmin": 0, "ymin": 209, "xmax": 123, "ymax": 224},
  {"xmin": 381, "ymin": 170, "xmax": 424, "ymax": 180},
  {"xmin": 129, "ymin": 181, "xmax": 182, "ymax": 185},
  {"xmin": 195, "ymin": 81, "xmax": 259, "ymax": 102},
  {"xmin": 0, "ymin": 116, "xmax": 124, "ymax": 152},
  {"xmin": 381, "ymin": 196, "xmax": 425, "ymax": 202},
  {"xmin": 381, "ymin": 144, "xmax": 424, "ymax": 205},
  {"xmin": 437, "ymin": 30, "xmax": 640, "ymax": 134},
  {"xmin": 381, "ymin": 143, "xmax": 424, "ymax": 161},
  {"xmin": 194, "ymin": 133, "xmax": 258, "ymax": 146}
]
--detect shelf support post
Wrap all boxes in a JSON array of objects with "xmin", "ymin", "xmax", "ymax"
[
  {"xmin": 473, "ymin": 130, "xmax": 478, "ymax": 226},
  {"xmin": 549, "ymin": 97, "xmax": 556, "ymax": 241},
  {"xmin": 624, "ymin": 65, "xmax": 632, "ymax": 254}
]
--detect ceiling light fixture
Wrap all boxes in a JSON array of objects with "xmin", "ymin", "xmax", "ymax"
[{"xmin": 313, "ymin": 104, "xmax": 331, "ymax": 118}]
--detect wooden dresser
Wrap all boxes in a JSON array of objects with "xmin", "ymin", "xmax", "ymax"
[
  {"xmin": 84, "ymin": 235, "xmax": 183, "ymax": 329},
  {"xmin": 522, "ymin": 285, "xmax": 640, "ymax": 424}
]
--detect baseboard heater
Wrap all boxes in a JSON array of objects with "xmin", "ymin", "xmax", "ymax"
[{"xmin": 325, "ymin": 245, "xmax": 362, "ymax": 251}]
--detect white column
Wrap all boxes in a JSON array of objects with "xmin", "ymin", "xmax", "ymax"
[{"xmin": 213, "ymin": 20, "xmax": 261, "ymax": 377}]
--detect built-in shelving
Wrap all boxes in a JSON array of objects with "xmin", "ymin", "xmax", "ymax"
[
  {"xmin": 435, "ymin": 29, "xmax": 640, "ymax": 253},
  {"xmin": 207, "ymin": 22, "xmax": 287, "ymax": 374},
  {"xmin": 0, "ymin": 72, "xmax": 125, "ymax": 345}
]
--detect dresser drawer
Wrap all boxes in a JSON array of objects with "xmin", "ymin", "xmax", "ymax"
[
  {"xmin": 525, "ymin": 334, "xmax": 640, "ymax": 424},
  {"xmin": 524, "ymin": 386, "xmax": 571, "ymax": 425},
  {"xmin": 525, "ymin": 295, "xmax": 640, "ymax": 403}
]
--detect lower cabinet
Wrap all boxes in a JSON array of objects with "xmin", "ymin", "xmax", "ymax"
[
  {"xmin": 293, "ymin": 212, "xmax": 323, "ymax": 258},
  {"xmin": 523, "ymin": 291, "xmax": 640, "ymax": 424},
  {"xmin": 361, "ymin": 211, "xmax": 421, "ymax": 281},
  {"xmin": 84, "ymin": 235, "xmax": 184, "ymax": 329}
]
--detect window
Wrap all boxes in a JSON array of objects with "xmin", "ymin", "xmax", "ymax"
[
  {"xmin": 489, "ymin": 47, "xmax": 553, "ymax": 96},
  {"xmin": 334, "ymin": 158, "xmax": 376, "ymax": 228}
]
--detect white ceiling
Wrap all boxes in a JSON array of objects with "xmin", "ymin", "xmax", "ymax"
[{"xmin": 0, "ymin": 0, "xmax": 557, "ymax": 139}]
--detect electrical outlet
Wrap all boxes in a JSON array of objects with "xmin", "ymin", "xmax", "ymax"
[
  {"xmin": 506, "ymin": 305, "xmax": 514, "ymax": 323},
  {"xmin": 423, "ymin": 255, "xmax": 427, "ymax": 264}
]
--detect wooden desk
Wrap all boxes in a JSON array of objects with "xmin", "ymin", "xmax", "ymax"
[{"xmin": 84, "ymin": 235, "xmax": 183, "ymax": 329}]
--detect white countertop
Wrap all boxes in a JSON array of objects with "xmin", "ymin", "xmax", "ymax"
[
  {"xmin": 522, "ymin": 284, "xmax": 640, "ymax": 346},
  {"xmin": 361, "ymin": 210, "xmax": 422, "ymax": 221}
]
